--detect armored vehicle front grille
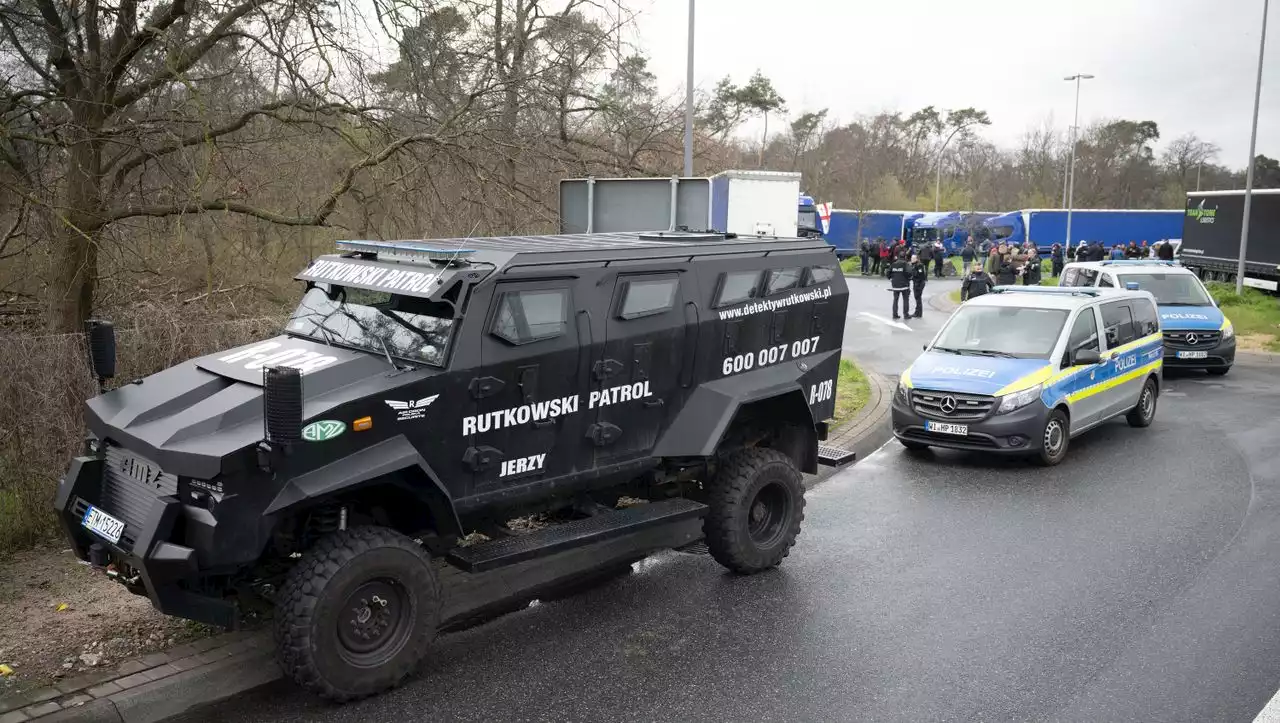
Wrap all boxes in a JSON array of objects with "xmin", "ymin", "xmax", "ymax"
[
  {"xmin": 910, "ymin": 389, "xmax": 995, "ymax": 421},
  {"xmin": 1163, "ymin": 330, "xmax": 1220, "ymax": 349},
  {"xmin": 98, "ymin": 446, "xmax": 178, "ymax": 552}
]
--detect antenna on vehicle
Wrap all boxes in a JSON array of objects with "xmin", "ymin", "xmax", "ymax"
[{"xmin": 435, "ymin": 220, "xmax": 483, "ymax": 274}]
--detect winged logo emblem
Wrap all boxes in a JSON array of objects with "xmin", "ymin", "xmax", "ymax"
[{"xmin": 385, "ymin": 395, "xmax": 440, "ymax": 420}]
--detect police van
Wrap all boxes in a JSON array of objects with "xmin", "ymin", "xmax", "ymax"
[
  {"xmin": 1059, "ymin": 260, "xmax": 1235, "ymax": 375},
  {"xmin": 892, "ymin": 286, "xmax": 1162, "ymax": 465}
]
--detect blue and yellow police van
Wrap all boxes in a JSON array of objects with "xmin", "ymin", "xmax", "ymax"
[
  {"xmin": 1059, "ymin": 260, "xmax": 1235, "ymax": 375},
  {"xmin": 892, "ymin": 286, "xmax": 1163, "ymax": 465}
]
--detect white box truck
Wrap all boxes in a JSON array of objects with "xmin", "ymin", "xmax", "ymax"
[{"xmin": 559, "ymin": 170, "xmax": 801, "ymax": 237}]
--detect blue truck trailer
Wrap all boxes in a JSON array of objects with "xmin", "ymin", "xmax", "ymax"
[
  {"xmin": 823, "ymin": 209, "xmax": 922, "ymax": 259},
  {"xmin": 909, "ymin": 211, "xmax": 999, "ymax": 254},
  {"xmin": 984, "ymin": 209, "xmax": 1182, "ymax": 254}
]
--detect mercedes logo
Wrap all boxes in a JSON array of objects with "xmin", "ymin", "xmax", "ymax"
[
  {"xmin": 1185, "ymin": 333, "xmax": 1199, "ymax": 345},
  {"xmin": 940, "ymin": 396, "xmax": 958, "ymax": 414}
]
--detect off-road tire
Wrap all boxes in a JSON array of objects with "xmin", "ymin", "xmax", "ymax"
[
  {"xmin": 1035, "ymin": 408, "xmax": 1071, "ymax": 467},
  {"xmin": 275, "ymin": 526, "xmax": 441, "ymax": 702},
  {"xmin": 1207, "ymin": 366, "xmax": 1231, "ymax": 377},
  {"xmin": 1126, "ymin": 377, "xmax": 1158, "ymax": 428},
  {"xmin": 704, "ymin": 448, "xmax": 805, "ymax": 574}
]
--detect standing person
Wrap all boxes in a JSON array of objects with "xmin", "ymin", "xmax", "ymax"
[
  {"xmin": 1157, "ymin": 239, "xmax": 1175, "ymax": 261},
  {"xmin": 995, "ymin": 254, "xmax": 1018, "ymax": 286},
  {"xmin": 909, "ymin": 253, "xmax": 928, "ymax": 318},
  {"xmin": 1024, "ymin": 250, "xmax": 1042, "ymax": 285},
  {"xmin": 1125, "ymin": 240, "xmax": 1141, "ymax": 259},
  {"xmin": 859, "ymin": 237, "xmax": 871, "ymax": 275},
  {"xmin": 961, "ymin": 240, "xmax": 976, "ymax": 269},
  {"xmin": 961, "ymin": 263, "xmax": 995, "ymax": 301},
  {"xmin": 1140, "ymin": 239, "xmax": 1150, "ymax": 258},
  {"xmin": 888, "ymin": 253, "xmax": 912, "ymax": 320},
  {"xmin": 978, "ymin": 238, "xmax": 992, "ymax": 269},
  {"xmin": 1050, "ymin": 243, "xmax": 1064, "ymax": 277},
  {"xmin": 917, "ymin": 236, "xmax": 934, "ymax": 274},
  {"xmin": 1073, "ymin": 241, "xmax": 1088, "ymax": 263},
  {"xmin": 933, "ymin": 240, "xmax": 946, "ymax": 278},
  {"xmin": 1090, "ymin": 242, "xmax": 1106, "ymax": 262},
  {"xmin": 870, "ymin": 238, "xmax": 883, "ymax": 275},
  {"xmin": 881, "ymin": 238, "xmax": 893, "ymax": 275},
  {"xmin": 1109, "ymin": 244, "xmax": 1125, "ymax": 260}
]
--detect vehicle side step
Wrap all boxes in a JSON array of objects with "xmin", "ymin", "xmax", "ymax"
[
  {"xmin": 817, "ymin": 444, "xmax": 856, "ymax": 466},
  {"xmin": 447, "ymin": 498, "xmax": 708, "ymax": 573}
]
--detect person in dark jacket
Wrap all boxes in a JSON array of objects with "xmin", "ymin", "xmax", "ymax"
[
  {"xmin": 1157, "ymin": 239, "xmax": 1176, "ymax": 261},
  {"xmin": 995, "ymin": 254, "xmax": 1018, "ymax": 285},
  {"xmin": 932, "ymin": 240, "xmax": 946, "ymax": 277},
  {"xmin": 1073, "ymin": 241, "xmax": 1087, "ymax": 262},
  {"xmin": 1050, "ymin": 243, "xmax": 1064, "ymax": 277},
  {"xmin": 961, "ymin": 241, "xmax": 976, "ymax": 267},
  {"xmin": 859, "ymin": 238, "xmax": 871, "ymax": 274},
  {"xmin": 917, "ymin": 239, "xmax": 934, "ymax": 270},
  {"xmin": 909, "ymin": 254, "xmax": 928, "ymax": 318},
  {"xmin": 870, "ymin": 238, "xmax": 883, "ymax": 275},
  {"xmin": 1023, "ymin": 251, "xmax": 1042, "ymax": 285},
  {"xmin": 1088, "ymin": 242, "xmax": 1106, "ymax": 262},
  {"xmin": 1125, "ymin": 240, "xmax": 1141, "ymax": 259},
  {"xmin": 961, "ymin": 263, "xmax": 995, "ymax": 301},
  {"xmin": 887, "ymin": 255, "xmax": 912, "ymax": 319}
]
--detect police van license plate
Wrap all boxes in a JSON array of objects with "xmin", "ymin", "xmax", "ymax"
[
  {"xmin": 1177, "ymin": 351, "xmax": 1208, "ymax": 359},
  {"xmin": 925, "ymin": 420, "xmax": 968, "ymax": 436},
  {"xmin": 82, "ymin": 505, "xmax": 125, "ymax": 544}
]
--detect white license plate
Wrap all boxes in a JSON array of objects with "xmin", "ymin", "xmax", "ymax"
[
  {"xmin": 925, "ymin": 420, "xmax": 969, "ymax": 436},
  {"xmin": 1177, "ymin": 350, "xmax": 1208, "ymax": 359},
  {"xmin": 82, "ymin": 505, "xmax": 125, "ymax": 544}
]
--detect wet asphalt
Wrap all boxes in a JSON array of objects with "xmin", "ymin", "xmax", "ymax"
[{"xmin": 175, "ymin": 277, "xmax": 1280, "ymax": 722}]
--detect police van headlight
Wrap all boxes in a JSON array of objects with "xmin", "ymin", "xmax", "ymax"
[
  {"xmin": 1222, "ymin": 321, "xmax": 1235, "ymax": 340},
  {"xmin": 896, "ymin": 380, "xmax": 910, "ymax": 402},
  {"xmin": 996, "ymin": 384, "xmax": 1043, "ymax": 414}
]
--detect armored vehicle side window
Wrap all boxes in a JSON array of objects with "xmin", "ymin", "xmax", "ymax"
[
  {"xmin": 1066, "ymin": 308, "xmax": 1100, "ymax": 361},
  {"xmin": 715, "ymin": 271, "xmax": 761, "ymax": 307},
  {"xmin": 1100, "ymin": 301, "xmax": 1137, "ymax": 349},
  {"xmin": 1132, "ymin": 298, "xmax": 1159, "ymax": 336},
  {"xmin": 765, "ymin": 267, "xmax": 803, "ymax": 295},
  {"xmin": 492, "ymin": 289, "xmax": 568, "ymax": 345},
  {"xmin": 805, "ymin": 266, "xmax": 835, "ymax": 287},
  {"xmin": 619, "ymin": 278, "xmax": 677, "ymax": 319}
]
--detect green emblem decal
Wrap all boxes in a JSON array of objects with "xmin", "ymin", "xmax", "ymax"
[{"xmin": 301, "ymin": 420, "xmax": 346, "ymax": 442}]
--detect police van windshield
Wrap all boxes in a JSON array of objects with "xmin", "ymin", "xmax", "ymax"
[
  {"xmin": 1117, "ymin": 273, "xmax": 1212, "ymax": 306},
  {"xmin": 932, "ymin": 306, "xmax": 1069, "ymax": 360},
  {"xmin": 287, "ymin": 285, "xmax": 454, "ymax": 366}
]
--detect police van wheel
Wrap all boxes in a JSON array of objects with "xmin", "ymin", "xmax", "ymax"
[
  {"xmin": 705, "ymin": 448, "xmax": 805, "ymax": 574},
  {"xmin": 1035, "ymin": 409, "xmax": 1070, "ymax": 466},
  {"xmin": 275, "ymin": 526, "xmax": 441, "ymax": 702},
  {"xmin": 1127, "ymin": 378, "xmax": 1159, "ymax": 428},
  {"xmin": 1207, "ymin": 366, "xmax": 1230, "ymax": 377}
]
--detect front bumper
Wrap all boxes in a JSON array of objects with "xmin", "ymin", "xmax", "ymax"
[
  {"xmin": 55, "ymin": 455, "xmax": 239, "ymax": 628},
  {"xmin": 1163, "ymin": 335, "xmax": 1236, "ymax": 369},
  {"xmin": 891, "ymin": 393, "xmax": 1052, "ymax": 454}
]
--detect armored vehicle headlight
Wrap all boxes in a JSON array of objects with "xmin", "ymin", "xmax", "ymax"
[{"xmin": 996, "ymin": 384, "xmax": 1042, "ymax": 414}]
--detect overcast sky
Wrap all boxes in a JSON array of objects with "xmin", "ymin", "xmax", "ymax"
[{"xmin": 627, "ymin": 0, "xmax": 1277, "ymax": 166}]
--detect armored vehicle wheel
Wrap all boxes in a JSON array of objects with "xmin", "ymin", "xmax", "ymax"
[
  {"xmin": 275, "ymin": 526, "xmax": 441, "ymax": 702},
  {"xmin": 704, "ymin": 448, "xmax": 805, "ymax": 574}
]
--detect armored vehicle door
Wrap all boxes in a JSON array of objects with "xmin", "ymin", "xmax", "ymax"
[
  {"xmin": 589, "ymin": 273, "xmax": 686, "ymax": 463},
  {"xmin": 466, "ymin": 280, "xmax": 584, "ymax": 493}
]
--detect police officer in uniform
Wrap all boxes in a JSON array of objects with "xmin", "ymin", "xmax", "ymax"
[
  {"xmin": 961, "ymin": 263, "xmax": 995, "ymax": 301},
  {"xmin": 909, "ymin": 253, "xmax": 928, "ymax": 318},
  {"xmin": 888, "ymin": 253, "xmax": 912, "ymax": 319}
]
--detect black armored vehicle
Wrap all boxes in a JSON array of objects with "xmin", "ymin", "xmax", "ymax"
[{"xmin": 57, "ymin": 231, "xmax": 850, "ymax": 700}]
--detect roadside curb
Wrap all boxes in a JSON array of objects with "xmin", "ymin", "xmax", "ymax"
[
  {"xmin": 928, "ymin": 289, "xmax": 958, "ymax": 314},
  {"xmin": 808, "ymin": 366, "xmax": 894, "ymax": 487},
  {"xmin": 0, "ymin": 630, "xmax": 276, "ymax": 723}
]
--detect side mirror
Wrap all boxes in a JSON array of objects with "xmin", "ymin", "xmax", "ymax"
[
  {"xmin": 85, "ymin": 320, "xmax": 116, "ymax": 387},
  {"xmin": 1073, "ymin": 349, "xmax": 1101, "ymax": 366}
]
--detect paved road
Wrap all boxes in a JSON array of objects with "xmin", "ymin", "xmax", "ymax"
[
  {"xmin": 177, "ymin": 356, "xmax": 1280, "ymax": 722},
  {"xmin": 839, "ymin": 273, "xmax": 961, "ymax": 377}
]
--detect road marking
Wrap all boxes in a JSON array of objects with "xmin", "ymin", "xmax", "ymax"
[
  {"xmin": 1253, "ymin": 686, "xmax": 1280, "ymax": 722},
  {"xmin": 858, "ymin": 312, "xmax": 913, "ymax": 332}
]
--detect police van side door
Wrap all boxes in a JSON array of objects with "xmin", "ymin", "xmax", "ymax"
[
  {"xmin": 1098, "ymin": 300, "xmax": 1143, "ymax": 418},
  {"xmin": 591, "ymin": 273, "xmax": 683, "ymax": 464},
  {"xmin": 1060, "ymin": 306, "xmax": 1106, "ymax": 431},
  {"xmin": 467, "ymin": 280, "xmax": 582, "ymax": 493}
]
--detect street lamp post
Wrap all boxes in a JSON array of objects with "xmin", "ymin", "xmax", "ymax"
[
  {"xmin": 682, "ymin": 0, "xmax": 695, "ymax": 177},
  {"xmin": 1236, "ymin": 0, "xmax": 1269, "ymax": 295},
  {"xmin": 1063, "ymin": 74, "xmax": 1094, "ymax": 257},
  {"xmin": 1061, "ymin": 125, "xmax": 1075, "ymax": 207}
]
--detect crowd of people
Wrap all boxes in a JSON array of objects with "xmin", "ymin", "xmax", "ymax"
[{"xmin": 854, "ymin": 233, "xmax": 1180, "ymax": 319}]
